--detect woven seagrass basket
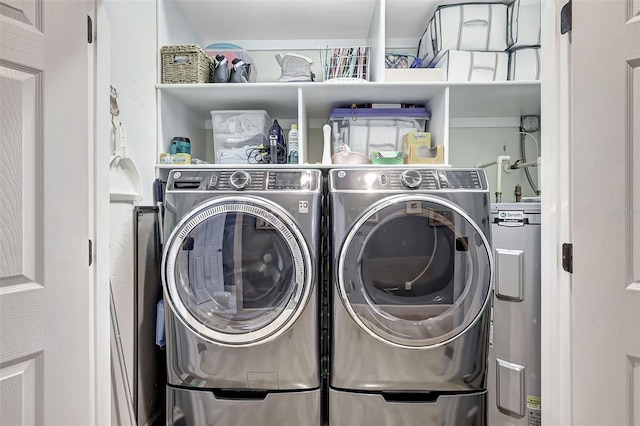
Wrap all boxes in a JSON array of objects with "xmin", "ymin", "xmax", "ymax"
[{"xmin": 161, "ymin": 44, "xmax": 213, "ymax": 84}]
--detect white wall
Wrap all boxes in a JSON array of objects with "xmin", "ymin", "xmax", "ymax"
[
  {"xmin": 108, "ymin": 1, "xmax": 158, "ymax": 204},
  {"xmin": 449, "ymin": 127, "xmax": 541, "ymax": 202},
  {"xmin": 105, "ymin": 1, "xmax": 158, "ymax": 424}
]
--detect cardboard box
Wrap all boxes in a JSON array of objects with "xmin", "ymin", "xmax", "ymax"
[
  {"xmin": 160, "ymin": 153, "xmax": 191, "ymax": 164},
  {"xmin": 403, "ymin": 132, "xmax": 433, "ymax": 149},
  {"xmin": 405, "ymin": 145, "xmax": 444, "ymax": 164}
]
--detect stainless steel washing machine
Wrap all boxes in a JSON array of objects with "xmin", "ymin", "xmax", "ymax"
[
  {"xmin": 161, "ymin": 168, "xmax": 322, "ymax": 426},
  {"xmin": 328, "ymin": 167, "xmax": 494, "ymax": 426}
]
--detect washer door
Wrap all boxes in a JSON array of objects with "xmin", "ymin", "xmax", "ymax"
[
  {"xmin": 338, "ymin": 194, "xmax": 493, "ymax": 349},
  {"xmin": 162, "ymin": 195, "xmax": 312, "ymax": 347}
]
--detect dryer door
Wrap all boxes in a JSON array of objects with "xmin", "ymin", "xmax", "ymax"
[
  {"xmin": 162, "ymin": 195, "xmax": 312, "ymax": 347},
  {"xmin": 338, "ymin": 194, "xmax": 493, "ymax": 349}
]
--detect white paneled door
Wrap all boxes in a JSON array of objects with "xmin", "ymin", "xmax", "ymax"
[
  {"xmin": 572, "ymin": 0, "xmax": 640, "ymax": 424},
  {"xmin": 0, "ymin": 0, "xmax": 98, "ymax": 425}
]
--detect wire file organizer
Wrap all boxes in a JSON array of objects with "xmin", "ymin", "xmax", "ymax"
[{"xmin": 321, "ymin": 46, "xmax": 370, "ymax": 81}]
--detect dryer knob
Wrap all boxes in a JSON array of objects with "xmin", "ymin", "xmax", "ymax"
[
  {"xmin": 400, "ymin": 169, "xmax": 422, "ymax": 189},
  {"xmin": 229, "ymin": 170, "xmax": 251, "ymax": 190}
]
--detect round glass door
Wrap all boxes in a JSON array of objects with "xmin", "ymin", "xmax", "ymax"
[
  {"xmin": 338, "ymin": 194, "xmax": 493, "ymax": 349},
  {"xmin": 162, "ymin": 196, "xmax": 311, "ymax": 346}
]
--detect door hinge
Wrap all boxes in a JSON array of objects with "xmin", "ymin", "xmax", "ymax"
[
  {"xmin": 87, "ymin": 15, "xmax": 93, "ymax": 43},
  {"xmin": 560, "ymin": 0, "xmax": 572, "ymax": 34},
  {"xmin": 89, "ymin": 239, "xmax": 93, "ymax": 266},
  {"xmin": 562, "ymin": 243, "xmax": 573, "ymax": 273}
]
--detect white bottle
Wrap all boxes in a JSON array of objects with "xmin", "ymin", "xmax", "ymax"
[
  {"xmin": 287, "ymin": 124, "xmax": 299, "ymax": 164},
  {"xmin": 322, "ymin": 124, "xmax": 332, "ymax": 165}
]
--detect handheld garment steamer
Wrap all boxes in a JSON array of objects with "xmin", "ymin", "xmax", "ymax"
[{"xmin": 268, "ymin": 119, "xmax": 286, "ymax": 164}]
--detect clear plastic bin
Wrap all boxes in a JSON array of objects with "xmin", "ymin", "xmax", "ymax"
[
  {"xmin": 328, "ymin": 107, "xmax": 430, "ymax": 158},
  {"xmin": 210, "ymin": 110, "xmax": 271, "ymax": 164}
]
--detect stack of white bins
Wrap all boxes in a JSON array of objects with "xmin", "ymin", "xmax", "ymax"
[
  {"xmin": 506, "ymin": 0, "xmax": 541, "ymax": 80},
  {"xmin": 417, "ymin": 0, "xmax": 540, "ymax": 81}
]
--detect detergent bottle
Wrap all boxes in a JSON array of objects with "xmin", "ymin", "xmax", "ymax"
[{"xmin": 287, "ymin": 124, "xmax": 299, "ymax": 164}]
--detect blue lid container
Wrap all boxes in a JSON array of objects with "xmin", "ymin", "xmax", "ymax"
[{"xmin": 170, "ymin": 137, "xmax": 191, "ymax": 155}]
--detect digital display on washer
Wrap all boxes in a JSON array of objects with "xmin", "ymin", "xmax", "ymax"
[
  {"xmin": 274, "ymin": 172, "xmax": 302, "ymax": 189},
  {"xmin": 442, "ymin": 170, "xmax": 482, "ymax": 189}
]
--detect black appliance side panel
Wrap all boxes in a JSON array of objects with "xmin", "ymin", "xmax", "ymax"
[{"xmin": 134, "ymin": 206, "xmax": 166, "ymax": 426}]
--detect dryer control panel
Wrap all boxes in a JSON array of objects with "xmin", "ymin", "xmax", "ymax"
[
  {"xmin": 330, "ymin": 168, "xmax": 487, "ymax": 191},
  {"xmin": 167, "ymin": 169, "xmax": 321, "ymax": 192}
]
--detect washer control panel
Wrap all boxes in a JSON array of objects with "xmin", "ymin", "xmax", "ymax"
[
  {"xmin": 330, "ymin": 168, "xmax": 486, "ymax": 191},
  {"xmin": 400, "ymin": 169, "xmax": 423, "ymax": 188},
  {"xmin": 229, "ymin": 170, "xmax": 252, "ymax": 190},
  {"xmin": 168, "ymin": 169, "xmax": 321, "ymax": 192}
]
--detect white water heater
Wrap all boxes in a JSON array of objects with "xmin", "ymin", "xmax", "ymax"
[{"xmin": 488, "ymin": 201, "xmax": 541, "ymax": 426}]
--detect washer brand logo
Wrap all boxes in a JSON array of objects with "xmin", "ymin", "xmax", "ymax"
[
  {"xmin": 299, "ymin": 200, "xmax": 309, "ymax": 213},
  {"xmin": 406, "ymin": 201, "xmax": 422, "ymax": 214}
]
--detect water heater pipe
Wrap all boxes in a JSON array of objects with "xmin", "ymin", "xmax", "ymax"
[
  {"xmin": 476, "ymin": 155, "xmax": 511, "ymax": 202},
  {"xmin": 495, "ymin": 155, "xmax": 511, "ymax": 202},
  {"xmin": 510, "ymin": 159, "xmax": 539, "ymax": 169}
]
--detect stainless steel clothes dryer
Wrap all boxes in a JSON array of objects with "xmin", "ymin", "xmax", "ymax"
[
  {"xmin": 328, "ymin": 168, "xmax": 494, "ymax": 426},
  {"xmin": 161, "ymin": 168, "xmax": 322, "ymax": 426}
]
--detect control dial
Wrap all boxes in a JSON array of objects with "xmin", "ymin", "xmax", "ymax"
[
  {"xmin": 229, "ymin": 171, "xmax": 251, "ymax": 190},
  {"xmin": 400, "ymin": 169, "xmax": 422, "ymax": 189}
]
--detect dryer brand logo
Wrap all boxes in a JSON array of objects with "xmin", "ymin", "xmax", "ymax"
[{"xmin": 299, "ymin": 200, "xmax": 309, "ymax": 213}]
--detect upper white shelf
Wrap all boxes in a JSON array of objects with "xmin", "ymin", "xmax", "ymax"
[
  {"xmin": 157, "ymin": 80, "xmax": 540, "ymax": 121},
  {"xmin": 449, "ymin": 81, "xmax": 541, "ymax": 117}
]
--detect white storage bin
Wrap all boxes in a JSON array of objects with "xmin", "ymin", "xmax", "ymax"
[
  {"xmin": 507, "ymin": 0, "xmax": 541, "ymax": 48},
  {"xmin": 418, "ymin": 3, "xmax": 508, "ymax": 67},
  {"xmin": 328, "ymin": 107, "xmax": 430, "ymax": 158},
  {"xmin": 210, "ymin": 110, "xmax": 271, "ymax": 164},
  {"xmin": 433, "ymin": 50, "xmax": 508, "ymax": 82},
  {"xmin": 508, "ymin": 46, "xmax": 540, "ymax": 80}
]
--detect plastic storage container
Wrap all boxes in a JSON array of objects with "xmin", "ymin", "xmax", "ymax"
[
  {"xmin": 210, "ymin": 110, "xmax": 271, "ymax": 164},
  {"xmin": 170, "ymin": 137, "xmax": 191, "ymax": 154},
  {"xmin": 328, "ymin": 107, "xmax": 430, "ymax": 158}
]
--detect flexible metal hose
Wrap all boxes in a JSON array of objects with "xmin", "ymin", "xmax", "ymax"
[{"xmin": 521, "ymin": 133, "xmax": 539, "ymax": 195}]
